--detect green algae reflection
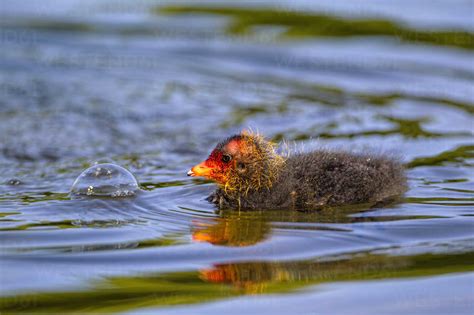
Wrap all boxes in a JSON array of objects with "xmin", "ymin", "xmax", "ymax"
[
  {"xmin": 1, "ymin": 250, "xmax": 473, "ymax": 314},
  {"xmin": 158, "ymin": 6, "xmax": 474, "ymax": 50},
  {"xmin": 407, "ymin": 145, "xmax": 474, "ymax": 168}
]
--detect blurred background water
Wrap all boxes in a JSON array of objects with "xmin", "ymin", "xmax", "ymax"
[{"xmin": 0, "ymin": 1, "xmax": 473, "ymax": 314}]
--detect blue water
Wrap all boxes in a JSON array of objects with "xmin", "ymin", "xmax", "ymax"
[{"xmin": 0, "ymin": 1, "xmax": 473, "ymax": 313}]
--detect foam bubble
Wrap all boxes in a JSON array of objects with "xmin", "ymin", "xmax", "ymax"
[{"xmin": 71, "ymin": 163, "xmax": 139, "ymax": 198}]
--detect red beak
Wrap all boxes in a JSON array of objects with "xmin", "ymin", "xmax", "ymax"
[{"xmin": 187, "ymin": 161, "xmax": 213, "ymax": 178}]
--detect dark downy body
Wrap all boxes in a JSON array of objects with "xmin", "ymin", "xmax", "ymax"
[{"xmin": 209, "ymin": 150, "xmax": 407, "ymax": 210}]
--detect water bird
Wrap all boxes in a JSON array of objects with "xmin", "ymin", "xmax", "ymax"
[{"xmin": 187, "ymin": 131, "xmax": 407, "ymax": 210}]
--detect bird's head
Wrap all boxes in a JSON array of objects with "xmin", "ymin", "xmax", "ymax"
[{"xmin": 188, "ymin": 131, "xmax": 284, "ymax": 193}]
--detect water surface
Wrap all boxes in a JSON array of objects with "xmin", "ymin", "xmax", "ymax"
[{"xmin": 0, "ymin": 1, "xmax": 473, "ymax": 313}]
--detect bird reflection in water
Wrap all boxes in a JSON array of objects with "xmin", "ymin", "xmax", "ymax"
[
  {"xmin": 191, "ymin": 204, "xmax": 395, "ymax": 248},
  {"xmin": 190, "ymin": 209, "xmax": 414, "ymax": 294},
  {"xmin": 198, "ymin": 255, "xmax": 415, "ymax": 294},
  {"xmin": 192, "ymin": 210, "xmax": 270, "ymax": 247}
]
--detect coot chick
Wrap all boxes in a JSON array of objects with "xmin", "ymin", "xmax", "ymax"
[{"xmin": 188, "ymin": 132, "xmax": 407, "ymax": 210}]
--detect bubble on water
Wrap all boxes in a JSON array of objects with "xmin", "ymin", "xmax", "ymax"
[
  {"xmin": 70, "ymin": 163, "xmax": 139, "ymax": 198},
  {"xmin": 93, "ymin": 157, "xmax": 116, "ymax": 165}
]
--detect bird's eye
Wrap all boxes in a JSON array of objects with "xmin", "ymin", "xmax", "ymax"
[{"xmin": 221, "ymin": 154, "xmax": 232, "ymax": 163}]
